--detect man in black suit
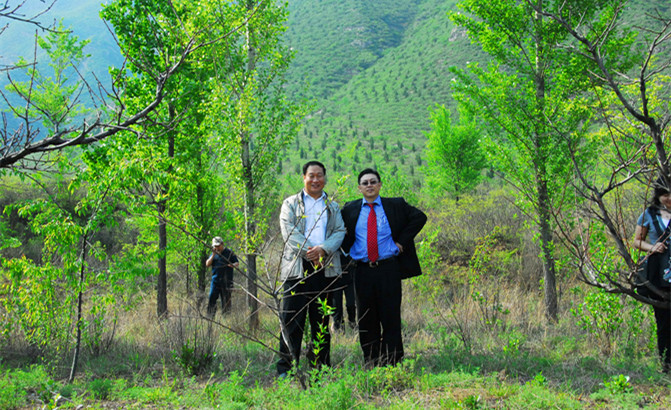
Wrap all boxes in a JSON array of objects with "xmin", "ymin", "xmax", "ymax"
[{"xmin": 341, "ymin": 168, "xmax": 427, "ymax": 367}]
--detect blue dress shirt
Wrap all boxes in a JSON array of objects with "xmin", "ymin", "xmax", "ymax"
[{"xmin": 349, "ymin": 197, "xmax": 400, "ymax": 262}]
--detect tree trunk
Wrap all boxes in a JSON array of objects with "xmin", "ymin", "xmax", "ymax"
[
  {"xmin": 247, "ymin": 253, "xmax": 259, "ymax": 330},
  {"xmin": 157, "ymin": 105, "xmax": 176, "ymax": 318},
  {"xmin": 196, "ymin": 169, "xmax": 208, "ymax": 295},
  {"xmin": 534, "ymin": 0, "xmax": 558, "ymax": 322},
  {"xmin": 68, "ymin": 231, "xmax": 89, "ymax": 383},
  {"xmin": 157, "ymin": 200, "xmax": 168, "ymax": 318},
  {"xmin": 243, "ymin": 0, "xmax": 259, "ymax": 331},
  {"xmin": 537, "ymin": 177, "xmax": 558, "ymax": 321}
]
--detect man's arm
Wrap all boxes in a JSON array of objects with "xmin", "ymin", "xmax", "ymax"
[
  {"xmin": 228, "ymin": 251, "xmax": 240, "ymax": 267},
  {"xmin": 396, "ymin": 198, "xmax": 427, "ymax": 247},
  {"xmin": 321, "ymin": 203, "xmax": 346, "ymax": 255},
  {"xmin": 205, "ymin": 253, "xmax": 214, "ymax": 267},
  {"xmin": 306, "ymin": 203, "xmax": 346, "ymax": 262},
  {"xmin": 279, "ymin": 197, "xmax": 310, "ymax": 258}
]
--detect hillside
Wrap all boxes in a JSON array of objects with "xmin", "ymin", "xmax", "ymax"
[
  {"xmin": 284, "ymin": 0, "xmax": 487, "ymax": 180},
  {"xmin": 284, "ymin": 0, "xmax": 424, "ymax": 100}
]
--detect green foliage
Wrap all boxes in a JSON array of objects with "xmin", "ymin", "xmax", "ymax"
[
  {"xmin": 469, "ymin": 226, "xmax": 516, "ymax": 331},
  {"xmin": 590, "ymin": 374, "xmax": 641, "ymax": 408},
  {"xmin": 0, "ymin": 366, "xmax": 54, "ymax": 409},
  {"xmin": 570, "ymin": 288, "xmax": 646, "ymax": 357},
  {"xmin": 309, "ymin": 297, "xmax": 335, "ymax": 368},
  {"xmin": 411, "ymin": 227, "xmax": 443, "ymax": 297},
  {"xmin": 603, "ymin": 374, "xmax": 632, "ymax": 395},
  {"xmin": 172, "ymin": 343, "xmax": 216, "ymax": 377},
  {"xmin": 423, "ymin": 104, "xmax": 485, "ymax": 200},
  {"xmin": 357, "ymin": 359, "xmax": 418, "ymax": 396},
  {"xmin": 201, "ymin": 371, "xmax": 250, "ymax": 407},
  {"xmin": 527, "ymin": 371, "xmax": 547, "ymax": 388},
  {"xmin": 5, "ymin": 21, "xmax": 91, "ymax": 134},
  {"xmin": 88, "ymin": 378, "xmax": 114, "ymax": 400},
  {"xmin": 0, "ymin": 216, "xmax": 20, "ymax": 251},
  {"xmin": 501, "ymin": 330, "xmax": 526, "ymax": 358},
  {"xmin": 460, "ymin": 394, "xmax": 483, "ymax": 409}
]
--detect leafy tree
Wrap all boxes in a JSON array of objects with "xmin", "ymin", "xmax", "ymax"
[
  {"xmin": 5, "ymin": 21, "xmax": 90, "ymax": 135},
  {"xmin": 535, "ymin": 1, "xmax": 671, "ymax": 305},
  {"xmin": 423, "ymin": 104, "xmax": 485, "ymax": 202},
  {"xmin": 0, "ymin": 26, "xmax": 127, "ymax": 379},
  {"xmin": 206, "ymin": 0, "xmax": 305, "ymax": 329},
  {"xmin": 450, "ymin": 0, "xmax": 598, "ymax": 321},
  {"xmin": 0, "ymin": 0, "xmax": 205, "ymax": 171},
  {"xmin": 100, "ymin": 0, "xmax": 245, "ymax": 318}
]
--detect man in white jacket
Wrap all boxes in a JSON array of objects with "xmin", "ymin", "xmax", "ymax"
[{"xmin": 276, "ymin": 160, "xmax": 346, "ymax": 377}]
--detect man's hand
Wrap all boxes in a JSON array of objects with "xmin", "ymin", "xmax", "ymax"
[
  {"xmin": 306, "ymin": 246, "xmax": 326, "ymax": 264},
  {"xmin": 395, "ymin": 242, "xmax": 404, "ymax": 253}
]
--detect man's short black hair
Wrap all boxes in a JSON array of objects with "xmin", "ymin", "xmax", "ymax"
[
  {"xmin": 358, "ymin": 168, "xmax": 381, "ymax": 184},
  {"xmin": 302, "ymin": 160, "xmax": 327, "ymax": 175}
]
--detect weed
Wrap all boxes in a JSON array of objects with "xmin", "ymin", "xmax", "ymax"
[
  {"xmin": 0, "ymin": 365, "xmax": 55, "ymax": 408},
  {"xmin": 172, "ymin": 342, "xmax": 216, "ymax": 376},
  {"xmin": 461, "ymin": 394, "xmax": 482, "ymax": 409},
  {"xmin": 501, "ymin": 331, "xmax": 525, "ymax": 358},
  {"xmin": 469, "ymin": 227, "xmax": 515, "ymax": 334},
  {"xmin": 590, "ymin": 374, "xmax": 642, "ymax": 408},
  {"xmin": 88, "ymin": 378, "xmax": 113, "ymax": 400},
  {"xmin": 603, "ymin": 374, "xmax": 632, "ymax": 395},
  {"xmin": 526, "ymin": 372, "xmax": 547, "ymax": 387},
  {"xmin": 358, "ymin": 359, "xmax": 417, "ymax": 396},
  {"xmin": 571, "ymin": 289, "xmax": 626, "ymax": 356},
  {"xmin": 0, "ymin": 376, "xmax": 23, "ymax": 409}
]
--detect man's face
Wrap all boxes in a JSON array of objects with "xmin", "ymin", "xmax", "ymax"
[
  {"xmin": 303, "ymin": 165, "xmax": 326, "ymax": 198},
  {"xmin": 213, "ymin": 243, "xmax": 223, "ymax": 252},
  {"xmin": 358, "ymin": 173, "xmax": 381, "ymax": 202}
]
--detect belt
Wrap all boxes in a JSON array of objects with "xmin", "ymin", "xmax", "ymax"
[{"xmin": 355, "ymin": 257, "xmax": 397, "ymax": 269}]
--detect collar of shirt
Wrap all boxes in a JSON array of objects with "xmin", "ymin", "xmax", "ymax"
[
  {"xmin": 360, "ymin": 196, "xmax": 381, "ymax": 209},
  {"xmin": 349, "ymin": 195, "xmax": 399, "ymax": 262},
  {"xmin": 303, "ymin": 189, "xmax": 326, "ymax": 204}
]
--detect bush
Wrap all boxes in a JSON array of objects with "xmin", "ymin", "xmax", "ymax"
[
  {"xmin": 0, "ymin": 366, "xmax": 54, "ymax": 409},
  {"xmin": 88, "ymin": 378, "xmax": 114, "ymax": 400}
]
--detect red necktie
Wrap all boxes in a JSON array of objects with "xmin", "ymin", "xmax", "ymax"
[{"xmin": 367, "ymin": 203, "xmax": 379, "ymax": 263}]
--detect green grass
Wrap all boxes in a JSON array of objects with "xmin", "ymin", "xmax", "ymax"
[
  {"xmin": 3, "ymin": 301, "xmax": 671, "ymax": 410},
  {"xmin": 2, "ymin": 353, "xmax": 669, "ymax": 409}
]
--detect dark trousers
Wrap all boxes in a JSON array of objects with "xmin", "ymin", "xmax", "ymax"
[
  {"xmin": 354, "ymin": 260, "xmax": 403, "ymax": 366},
  {"xmin": 332, "ymin": 274, "xmax": 356, "ymax": 329},
  {"xmin": 277, "ymin": 262, "xmax": 333, "ymax": 374},
  {"xmin": 653, "ymin": 305, "xmax": 671, "ymax": 371},
  {"xmin": 208, "ymin": 273, "xmax": 233, "ymax": 316}
]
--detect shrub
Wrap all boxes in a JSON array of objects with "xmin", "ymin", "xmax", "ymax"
[{"xmin": 88, "ymin": 378, "xmax": 114, "ymax": 400}]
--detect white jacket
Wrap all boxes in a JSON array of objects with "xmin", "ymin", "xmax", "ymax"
[{"xmin": 279, "ymin": 191, "xmax": 345, "ymax": 280}]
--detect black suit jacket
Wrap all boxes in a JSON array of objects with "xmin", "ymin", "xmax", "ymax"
[{"xmin": 341, "ymin": 197, "xmax": 427, "ymax": 279}]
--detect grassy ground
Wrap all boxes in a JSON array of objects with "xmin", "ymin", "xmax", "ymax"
[{"xmin": 3, "ymin": 278, "xmax": 671, "ymax": 409}]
